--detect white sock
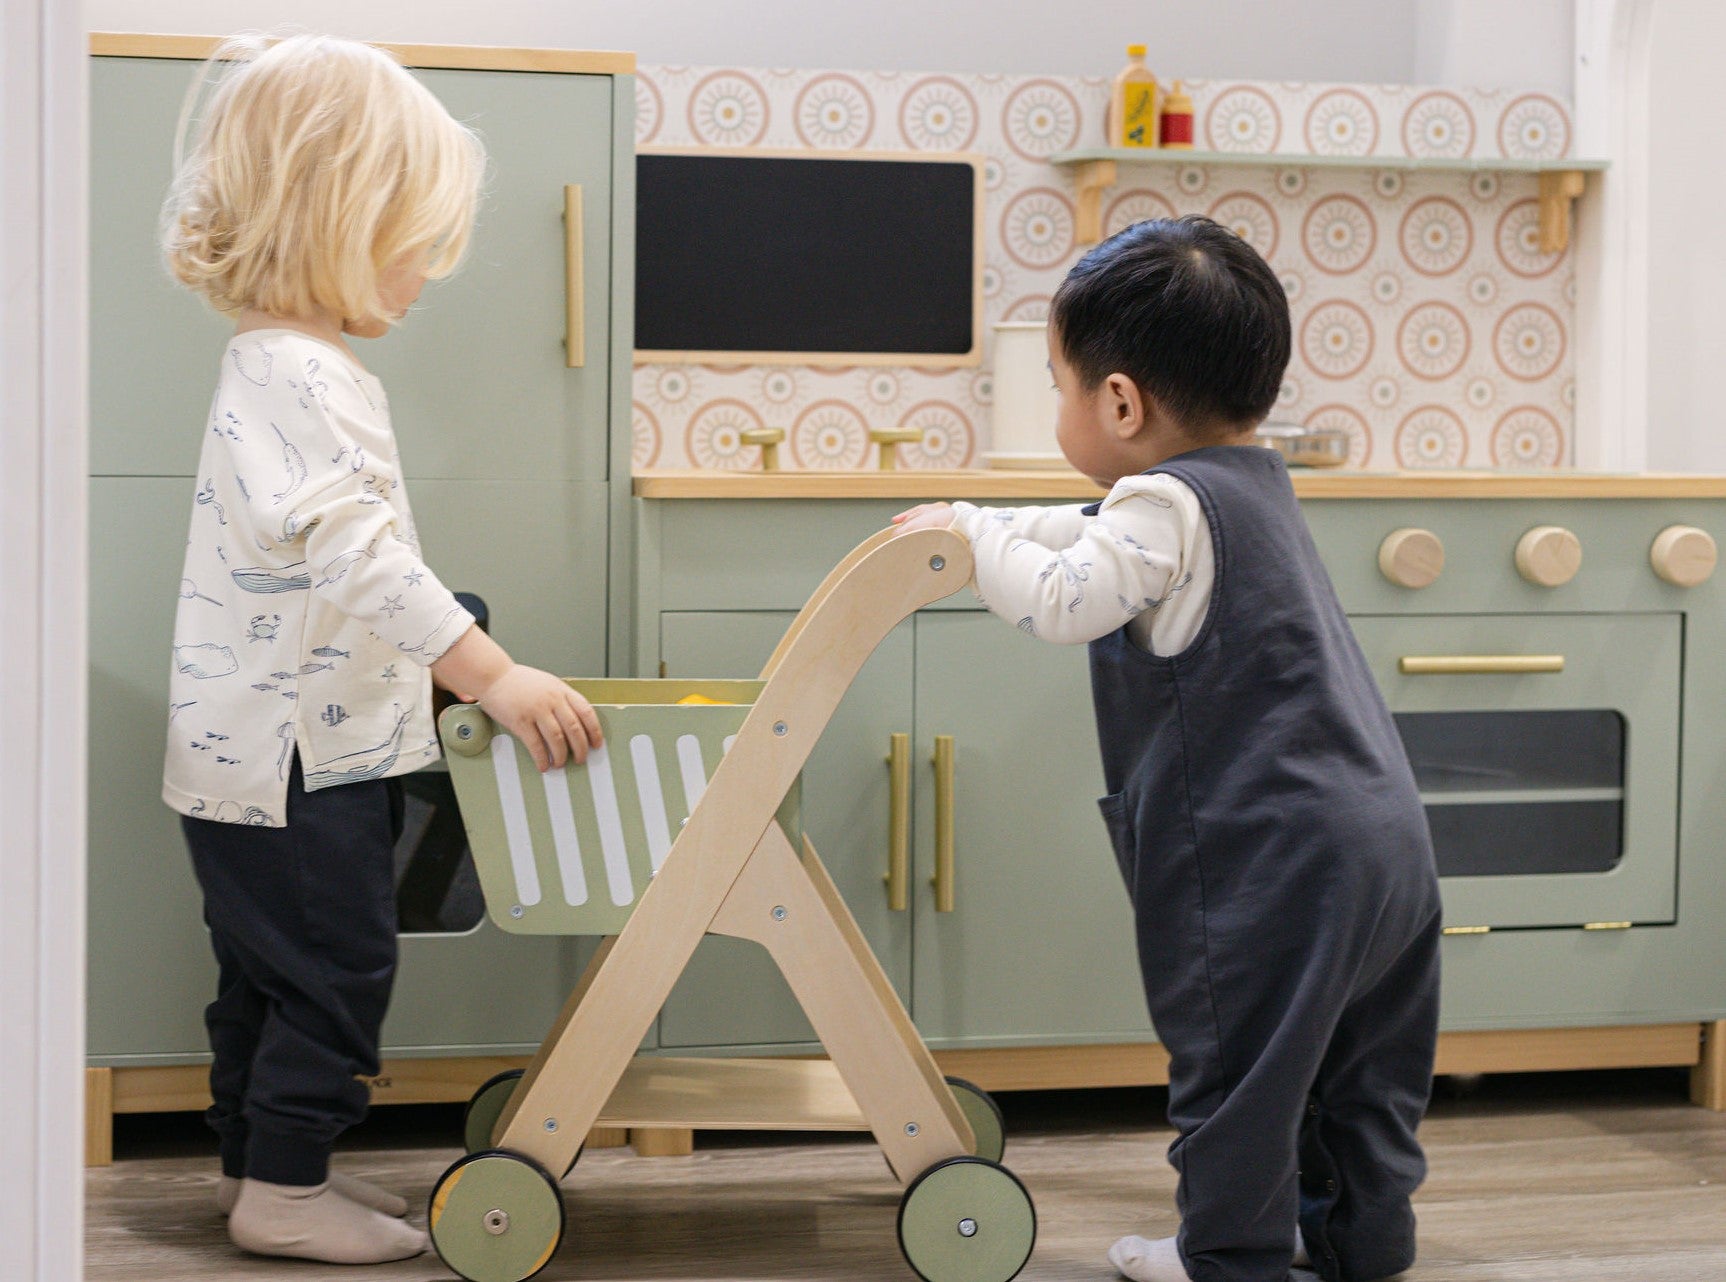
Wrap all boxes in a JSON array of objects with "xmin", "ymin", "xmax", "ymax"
[
  {"xmin": 227, "ymin": 1178, "xmax": 427, "ymax": 1264},
  {"xmin": 1294, "ymin": 1233, "xmax": 1311, "ymax": 1268},
  {"xmin": 217, "ymin": 1171, "xmax": 409, "ymax": 1218},
  {"xmin": 1108, "ymin": 1234, "xmax": 1190, "ymax": 1282}
]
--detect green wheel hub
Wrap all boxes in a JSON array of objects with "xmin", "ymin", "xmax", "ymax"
[
  {"xmin": 428, "ymin": 1151, "xmax": 565, "ymax": 1282},
  {"xmin": 463, "ymin": 1070, "xmax": 525, "ymax": 1155},
  {"xmin": 898, "ymin": 1156, "xmax": 1036, "ymax": 1282},
  {"xmin": 944, "ymin": 1076, "xmax": 1007, "ymax": 1164}
]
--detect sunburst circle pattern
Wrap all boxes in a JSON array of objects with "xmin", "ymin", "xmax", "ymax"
[
  {"xmin": 1495, "ymin": 199, "xmax": 1563, "ymax": 277},
  {"xmin": 1395, "ymin": 405, "xmax": 1469, "ymax": 468},
  {"xmin": 1208, "ymin": 191, "xmax": 1280, "ymax": 260},
  {"xmin": 1303, "ymin": 403, "xmax": 1372, "ymax": 467},
  {"xmin": 1399, "ymin": 197, "xmax": 1473, "ymax": 276},
  {"xmin": 899, "ymin": 75, "xmax": 979, "ymax": 150},
  {"xmin": 1397, "ymin": 302, "xmax": 1471, "ymax": 380},
  {"xmin": 635, "ymin": 74, "xmax": 664, "ymax": 145},
  {"xmin": 1001, "ymin": 79, "xmax": 1081, "ymax": 161},
  {"xmin": 895, "ymin": 401, "xmax": 975, "ymax": 468},
  {"xmin": 1205, "ymin": 85, "xmax": 1283, "ymax": 152},
  {"xmin": 790, "ymin": 399, "xmax": 870, "ymax": 469},
  {"xmin": 1001, "ymin": 188, "xmax": 1076, "ymax": 269},
  {"xmin": 1303, "ymin": 88, "xmax": 1379, "ymax": 156},
  {"xmin": 632, "ymin": 401, "xmax": 662, "ymax": 469},
  {"xmin": 1493, "ymin": 303, "xmax": 1566, "ymax": 381},
  {"xmin": 1104, "ymin": 190, "xmax": 1177, "ymax": 238},
  {"xmin": 1302, "ymin": 301, "xmax": 1375, "ymax": 379},
  {"xmin": 1302, "ymin": 195, "xmax": 1377, "ymax": 274},
  {"xmin": 794, "ymin": 73, "xmax": 875, "ymax": 149},
  {"xmin": 1497, "ymin": 93, "xmax": 1570, "ymax": 161},
  {"xmin": 687, "ymin": 71, "xmax": 770, "ymax": 146},
  {"xmin": 686, "ymin": 398, "xmax": 766, "ymax": 470},
  {"xmin": 1491, "ymin": 405, "xmax": 1564, "ymax": 467},
  {"xmin": 1401, "ymin": 90, "xmax": 1476, "ymax": 158}
]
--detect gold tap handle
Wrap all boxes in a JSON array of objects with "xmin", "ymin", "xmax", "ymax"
[
  {"xmin": 884, "ymin": 733, "xmax": 910, "ymax": 911},
  {"xmin": 564, "ymin": 185, "xmax": 585, "ymax": 368},
  {"xmin": 1399, "ymin": 655, "xmax": 1565, "ymax": 675},
  {"xmin": 930, "ymin": 735, "xmax": 956, "ymax": 913}
]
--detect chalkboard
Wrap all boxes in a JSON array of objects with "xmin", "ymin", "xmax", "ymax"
[{"xmin": 635, "ymin": 149, "xmax": 984, "ymax": 366}]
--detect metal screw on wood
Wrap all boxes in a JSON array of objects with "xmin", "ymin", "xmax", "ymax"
[
  {"xmin": 958, "ymin": 1218, "xmax": 978, "ymax": 1237},
  {"xmin": 544, "ymin": 1118, "xmax": 559, "ymax": 1132},
  {"xmin": 905, "ymin": 1122, "xmax": 919, "ymax": 1136},
  {"xmin": 457, "ymin": 724, "xmax": 473, "ymax": 739},
  {"xmin": 772, "ymin": 905, "xmax": 788, "ymax": 921},
  {"xmin": 930, "ymin": 555, "xmax": 946, "ymax": 571},
  {"xmin": 773, "ymin": 721, "xmax": 788, "ymax": 736},
  {"xmin": 510, "ymin": 905, "xmax": 525, "ymax": 919},
  {"xmin": 484, "ymin": 1209, "xmax": 510, "ymax": 1236}
]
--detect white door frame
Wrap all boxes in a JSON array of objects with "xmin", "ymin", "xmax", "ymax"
[
  {"xmin": 0, "ymin": 1, "xmax": 88, "ymax": 1279},
  {"xmin": 1571, "ymin": 0, "xmax": 1654, "ymax": 470}
]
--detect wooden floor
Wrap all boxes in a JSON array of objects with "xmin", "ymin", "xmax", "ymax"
[{"xmin": 87, "ymin": 1069, "xmax": 1726, "ymax": 1281}]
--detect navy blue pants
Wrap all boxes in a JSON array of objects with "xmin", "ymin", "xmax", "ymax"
[
  {"xmin": 181, "ymin": 756, "xmax": 402, "ymax": 1186},
  {"xmin": 1135, "ymin": 857, "xmax": 1441, "ymax": 1282}
]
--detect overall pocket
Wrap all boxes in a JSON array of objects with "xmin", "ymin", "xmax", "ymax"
[{"xmin": 1097, "ymin": 791, "xmax": 1137, "ymax": 892}]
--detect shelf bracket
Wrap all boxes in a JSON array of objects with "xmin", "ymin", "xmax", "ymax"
[
  {"xmin": 1537, "ymin": 169, "xmax": 1587, "ymax": 253},
  {"xmin": 1072, "ymin": 159, "xmax": 1117, "ymax": 246}
]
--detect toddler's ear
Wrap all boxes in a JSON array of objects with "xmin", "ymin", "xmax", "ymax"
[{"xmin": 1100, "ymin": 372, "xmax": 1148, "ymax": 439}]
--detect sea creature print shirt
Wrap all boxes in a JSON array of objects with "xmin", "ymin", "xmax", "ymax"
[
  {"xmin": 163, "ymin": 330, "xmax": 475, "ymax": 826},
  {"xmin": 949, "ymin": 471, "xmax": 1215, "ymax": 655}
]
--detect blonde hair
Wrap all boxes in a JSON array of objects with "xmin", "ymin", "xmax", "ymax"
[{"xmin": 162, "ymin": 33, "xmax": 485, "ymax": 329}]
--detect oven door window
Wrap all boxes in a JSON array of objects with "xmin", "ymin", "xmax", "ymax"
[{"xmin": 1351, "ymin": 612, "xmax": 1680, "ymax": 930}]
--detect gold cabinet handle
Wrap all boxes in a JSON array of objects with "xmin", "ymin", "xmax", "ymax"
[
  {"xmin": 930, "ymin": 735, "xmax": 956, "ymax": 913},
  {"xmin": 884, "ymin": 733, "xmax": 910, "ymax": 911},
  {"xmin": 1399, "ymin": 655, "xmax": 1564, "ymax": 675},
  {"xmin": 563, "ymin": 184, "xmax": 585, "ymax": 368}
]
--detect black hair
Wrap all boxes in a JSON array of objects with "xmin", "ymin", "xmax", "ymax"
[{"xmin": 1050, "ymin": 214, "xmax": 1290, "ymax": 433}]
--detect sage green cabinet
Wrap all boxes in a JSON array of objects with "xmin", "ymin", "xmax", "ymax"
[
  {"xmin": 87, "ymin": 50, "xmax": 635, "ymax": 1067},
  {"xmin": 651, "ymin": 603, "xmax": 1149, "ymax": 1052}
]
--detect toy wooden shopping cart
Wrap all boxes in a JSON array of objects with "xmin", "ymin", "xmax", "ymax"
[{"xmin": 427, "ymin": 527, "xmax": 1037, "ymax": 1282}]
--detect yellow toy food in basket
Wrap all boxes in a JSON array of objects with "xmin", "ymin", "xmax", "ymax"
[{"xmin": 428, "ymin": 528, "xmax": 1036, "ymax": 1282}]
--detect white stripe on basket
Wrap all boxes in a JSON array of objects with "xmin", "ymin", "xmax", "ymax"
[
  {"xmin": 491, "ymin": 736, "xmax": 541, "ymax": 908},
  {"xmin": 585, "ymin": 743, "xmax": 636, "ymax": 907},
  {"xmin": 676, "ymin": 733, "xmax": 709, "ymax": 820},
  {"xmin": 541, "ymin": 765, "xmax": 588, "ymax": 906},
  {"xmin": 631, "ymin": 735, "xmax": 675, "ymax": 872}
]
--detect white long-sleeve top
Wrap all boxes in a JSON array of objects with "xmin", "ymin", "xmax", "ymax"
[
  {"xmin": 163, "ymin": 330, "xmax": 474, "ymax": 826},
  {"xmin": 949, "ymin": 472, "xmax": 1216, "ymax": 655}
]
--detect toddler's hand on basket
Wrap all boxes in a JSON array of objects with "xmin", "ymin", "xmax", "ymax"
[{"xmin": 478, "ymin": 665, "xmax": 603, "ymax": 772}]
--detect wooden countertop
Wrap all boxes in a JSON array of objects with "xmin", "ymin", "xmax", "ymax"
[
  {"xmin": 90, "ymin": 32, "xmax": 635, "ymax": 75},
  {"xmin": 633, "ymin": 468, "xmax": 1726, "ymax": 500}
]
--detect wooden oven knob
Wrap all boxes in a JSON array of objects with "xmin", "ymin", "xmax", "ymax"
[
  {"xmin": 1378, "ymin": 528, "xmax": 1445, "ymax": 589},
  {"xmin": 1651, "ymin": 524, "xmax": 1717, "ymax": 587},
  {"xmin": 1515, "ymin": 525, "xmax": 1582, "ymax": 587}
]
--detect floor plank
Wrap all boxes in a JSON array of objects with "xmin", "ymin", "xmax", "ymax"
[{"xmin": 86, "ymin": 1069, "xmax": 1726, "ymax": 1280}]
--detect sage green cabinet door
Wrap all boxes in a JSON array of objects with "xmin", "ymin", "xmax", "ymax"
[
  {"xmin": 655, "ymin": 612, "xmax": 914, "ymax": 1049},
  {"xmin": 910, "ymin": 613, "xmax": 1152, "ymax": 1045},
  {"xmin": 1351, "ymin": 612, "xmax": 1682, "ymax": 929},
  {"xmin": 362, "ymin": 69, "xmax": 614, "ymax": 482},
  {"xmin": 87, "ymin": 477, "xmax": 212, "ymax": 1058},
  {"xmin": 89, "ymin": 58, "xmax": 233, "ymax": 477}
]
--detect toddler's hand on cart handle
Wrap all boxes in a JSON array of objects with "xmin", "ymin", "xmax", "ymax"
[
  {"xmin": 477, "ymin": 665, "xmax": 603, "ymax": 772},
  {"xmin": 433, "ymin": 625, "xmax": 603, "ymax": 771},
  {"xmin": 891, "ymin": 502, "xmax": 956, "ymax": 534}
]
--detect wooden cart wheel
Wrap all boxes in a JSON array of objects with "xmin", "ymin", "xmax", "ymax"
[
  {"xmin": 462, "ymin": 1070, "xmax": 526, "ymax": 1155},
  {"xmin": 462, "ymin": 1070, "xmax": 582, "ymax": 1175},
  {"xmin": 944, "ymin": 1076, "xmax": 1007, "ymax": 1164},
  {"xmin": 428, "ymin": 1150, "xmax": 565, "ymax": 1282},
  {"xmin": 897, "ymin": 1156, "xmax": 1036, "ymax": 1282}
]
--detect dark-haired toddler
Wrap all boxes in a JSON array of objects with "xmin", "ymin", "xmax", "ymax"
[{"xmin": 895, "ymin": 215, "xmax": 1442, "ymax": 1282}]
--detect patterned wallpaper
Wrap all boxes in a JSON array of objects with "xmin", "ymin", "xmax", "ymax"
[{"xmin": 631, "ymin": 67, "xmax": 1577, "ymax": 472}]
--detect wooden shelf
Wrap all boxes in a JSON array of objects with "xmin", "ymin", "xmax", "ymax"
[{"xmin": 1048, "ymin": 148, "xmax": 1609, "ymax": 251}]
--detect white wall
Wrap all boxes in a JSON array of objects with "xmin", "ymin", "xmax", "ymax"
[
  {"xmin": 86, "ymin": 0, "xmax": 1563, "ymax": 89},
  {"xmin": 1643, "ymin": 0, "xmax": 1726, "ymax": 471}
]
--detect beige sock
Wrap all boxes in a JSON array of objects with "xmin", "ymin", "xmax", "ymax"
[
  {"xmin": 1108, "ymin": 1234, "xmax": 1190, "ymax": 1282},
  {"xmin": 216, "ymin": 1171, "xmax": 409, "ymax": 1218},
  {"xmin": 228, "ymin": 1178, "xmax": 427, "ymax": 1264}
]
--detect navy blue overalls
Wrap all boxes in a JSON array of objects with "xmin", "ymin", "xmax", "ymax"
[{"xmin": 1089, "ymin": 446, "xmax": 1442, "ymax": 1282}]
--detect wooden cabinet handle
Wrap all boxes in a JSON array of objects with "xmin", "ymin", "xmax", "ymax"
[
  {"xmin": 1651, "ymin": 525, "xmax": 1717, "ymax": 587},
  {"xmin": 1399, "ymin": 654, "xmax": 1565, "ymax": 675},
  {"xmin": 930, "ymin": 735, "xmax": 956, "ymax": 913},
  {"xmin": 564, "ymin": 185, "xmax": 585, "ymax": 368},
  {"xmin": 884, "ymin": 733, "xmax": 910, "ymax": 911}
]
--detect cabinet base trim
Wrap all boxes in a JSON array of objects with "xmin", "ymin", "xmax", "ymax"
[{"xmin": 85, "ymin": 1023, "xmax": 1714, "ymax": 1165}]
